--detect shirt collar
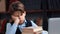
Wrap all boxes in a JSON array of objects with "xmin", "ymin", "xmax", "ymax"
[{"xmin": 24, "ymin": 19, "xmax": 27, "ymax": 23}]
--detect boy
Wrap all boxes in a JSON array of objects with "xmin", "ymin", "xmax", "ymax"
[{"xmin": 5, "ymin": 1, "xmax": 38, "ymax": 34}]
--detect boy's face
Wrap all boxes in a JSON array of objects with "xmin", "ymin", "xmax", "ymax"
[{"xmin": 11, "ymin": 11, "xmax": 26, "ymax": 22}]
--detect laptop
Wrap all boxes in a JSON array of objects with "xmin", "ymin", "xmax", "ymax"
[{"xmin": 48, "ymin": 18, "xmax": 60, "ymax": 34}]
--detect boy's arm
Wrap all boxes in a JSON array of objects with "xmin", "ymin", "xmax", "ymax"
[
  {"xmin": 31, "ymin": 20, "xmax": 38, "ymax": 27},
  {"xmin": 31, "ymin": 21, "xmax": 48, "ymax": 34},
  {"xmin": 5, "ymin": 23, "xmax": 18, "ymax": 34},
  {"xmin": 5, "ymin": 15, "xmax": 20, "ymax": 34}
]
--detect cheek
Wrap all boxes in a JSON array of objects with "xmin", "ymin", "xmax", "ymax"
[{"xmin": 19, "ymin": 16, "xmax": 24, "ymax": 20}]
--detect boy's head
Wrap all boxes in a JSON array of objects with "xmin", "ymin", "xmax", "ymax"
[{"xmin": 9, "ymin": 1, "xmax": 26, "ymax": 23}]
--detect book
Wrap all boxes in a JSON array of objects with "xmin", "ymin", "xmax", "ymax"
[{"xmin": 22, "ymin": 26, "xmax": 43, "ymax": 34}]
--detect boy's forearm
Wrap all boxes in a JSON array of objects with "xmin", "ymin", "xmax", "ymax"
[{"xmin": 6, "ymin": 23, "xmax": 18, "ymax": 34}]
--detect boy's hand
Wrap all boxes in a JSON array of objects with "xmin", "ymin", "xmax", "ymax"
[{"xmin": 11, "ymin": 15, "xmax": 20, "ymax": 24}]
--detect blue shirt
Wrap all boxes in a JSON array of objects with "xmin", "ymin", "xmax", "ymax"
[{"xmin": 5, "ymin": 20, "xmax": 48, "ymax": 34}]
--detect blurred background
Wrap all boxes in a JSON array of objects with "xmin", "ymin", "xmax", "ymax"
[{"xmin": 0, "ymin": 0, "xmax": 60, "ymax": 33}]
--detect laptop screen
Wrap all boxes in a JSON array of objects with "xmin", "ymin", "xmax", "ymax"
[{"xmin": 48, "ymin": 18, "xmax": 60, "ymax": 34}]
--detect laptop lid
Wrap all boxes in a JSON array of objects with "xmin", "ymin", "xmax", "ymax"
[{"xmin": 48, "ymin": 18, "xmax": 60, "ymax": 34}]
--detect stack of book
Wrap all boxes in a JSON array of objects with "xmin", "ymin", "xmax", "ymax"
[{"xmin": 22, "ymin": 26, "xmax": 43, "ymax": 34}]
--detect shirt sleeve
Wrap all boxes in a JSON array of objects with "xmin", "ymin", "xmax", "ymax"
[
  {"xmin": 42, "ymin": 30, "xmax": 48, "ymax": 34},
  {"xmin": 31, "ymin": 21, "xmax": 48, "ymax": 34},
  {"xmin": 31, "ymin": 20, "xmax": 38, "ymax": 27},
  {"xmin": 5, "ymin": 23, "xmax": 18, "ymax": 34}
]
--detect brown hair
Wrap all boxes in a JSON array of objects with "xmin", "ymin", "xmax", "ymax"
[{"xmin": 8, "ymin": 1, "xmax": 25, "ymax": 15}]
